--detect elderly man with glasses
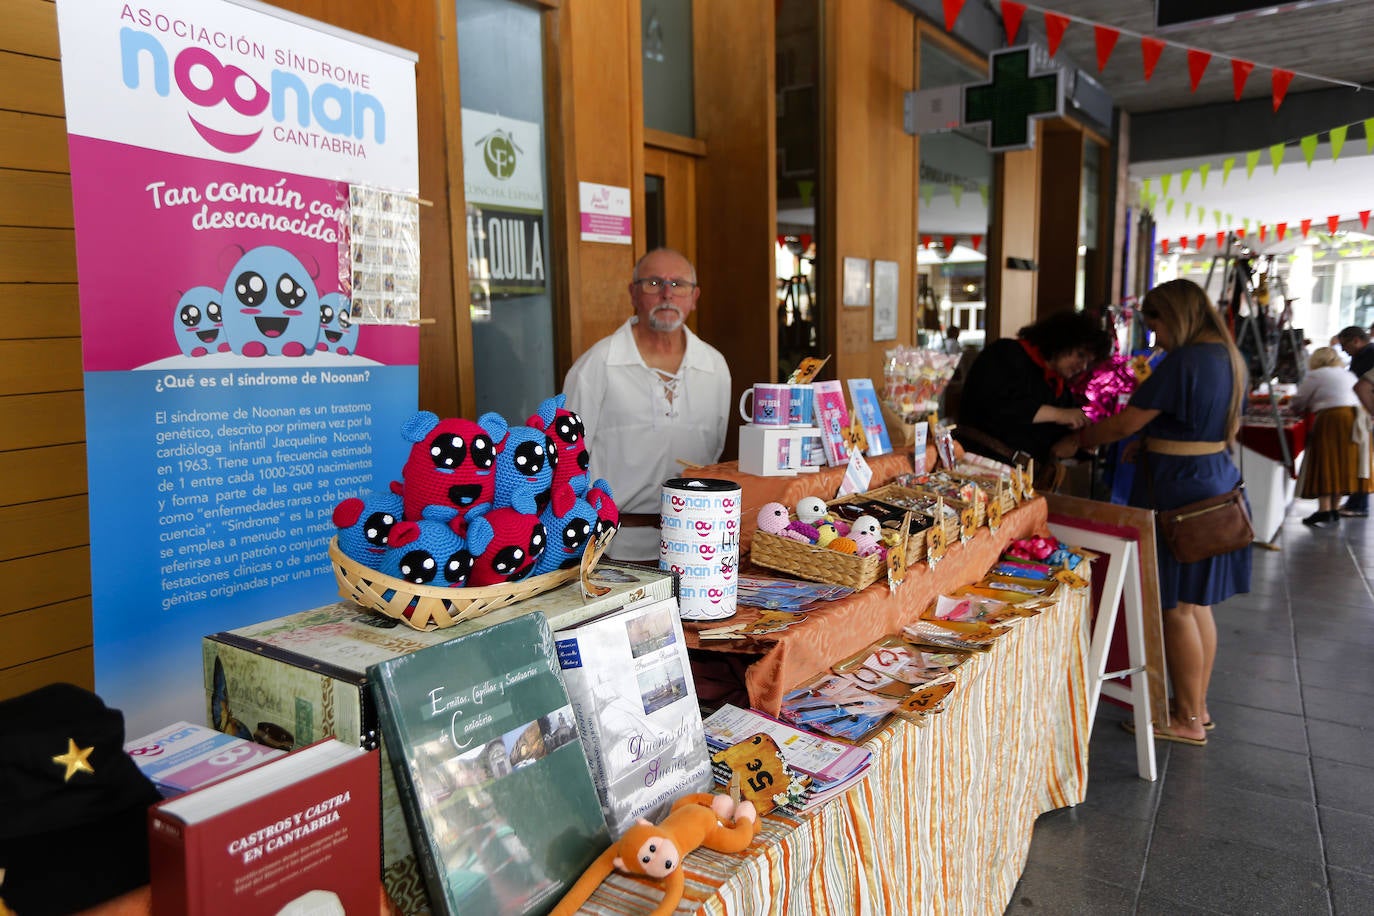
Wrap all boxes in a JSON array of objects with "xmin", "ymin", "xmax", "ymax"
[{"xmin": 564, "ymin": 247, "xmax": 731, "ymax": 561}]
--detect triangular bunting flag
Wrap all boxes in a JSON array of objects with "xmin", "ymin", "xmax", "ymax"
[
  {"xmin": 1230, "ymin": 59, "xmax": 1254, "ymax": 100},
  {"xmin": 921, "ymin": 234, "xmax": 932, "ymax": 249},
  {"xmin": 1044, "ymin": 12, "xmax": 1070, "ymax": 57},
  {"xmin": 1268, "ymin": 143, "xmax": 1285, "ymax": 174},
  {"xmin": 942, "ymin": 0, "xmax": 966, "ymax": 32},
  {"xmin": 979, "ymin": 183, "xmax": 989, "ymax": 208},
  {"xmin": 1222, "ymin": 157, "xmax": 1235, "ymax": 185},
  {"xmin": 1160, "ymin": 174, "xmax": 1172, "ymax": 196},
  {"xmin": 1361, "ymin": 211, "xmax": 1370, "ymax": 231},
  {"xmin": 1330, "ymin": 125, "xmax": 1348, "ymax": 162},
  {"xmin": 1160, "ymin": 239, "xmax": 1170, "ymax": 255},
  {"xmin": 1185, "ymin": 202, "xmax": 1193, "ymax": 219},
  {"xmin": 1214, "ymin": 210, "xmax": 1223, "ymax": 228},
  {"xmin": 1259, "ymin": 224, "xmax": 1267, "ymax": 243},
  {"xmin": 1165, "ymin": 198, "xmax": 1175, "ymax": 216},
  {"xmin": 1277, "ymin": 222, "xmax": 1287, "ymax": 241},
  {"xmin": 1187, "ymin": 49, "xmax": 1211, "ymax": 92},
  {"xmin": 1001, "ymin": 2, "xmax": 1026, "ymax": 44},
  {"xmin": 1245, "ymin": 150, "xmax": 1260, "ymax": 179},
  {"xmin": 1300, "ymin": 134, "xmax": 1318, "ymax": 167},
  {"xmin": 1217, "ymin": 231, "xmax": 1226, "ymax": 249},
  {"xmin": 1141, "ymin": 37, "xmax": 1165, "ymax": 81},
  {"xmin": 1243, "ymin": 217, "xmax": 1251, "ymax": 232},
  {"xmin": 1328, "ymin": 215, "xmax": 1340, "ymax": 234},
  {"xmin": 921, "ymin": 183, "xmax": 934, "ymax": 208},
  {"xmin": 1179, "ymin": 236, "xmax": 1188, "ymax": 251},
  {"xmin": 1271, "ymin": 69, "xmax": 1294, "ymax": 112},
  {"xmin": 1300, "ymin": 218, "xmax": 1311, "ymax": 238},
  {"xmin": 1181, "ymin": 168, "xmax": 1193, "ymax": 193},
  {"xmin": 950, "ymin": 184, "xmax": 964, "ymax": 207},
  {"xmin": 1199, "ymin": 163, "xmax": 1211, "ymax": 189},
  {"xmin": 941, "ymin": 234, "xmax": 956, "ymax": 252},
  {"xmin": 1237, "ymin": 228, "xmax": 1246, "ymax": 239},
  {"xmin": 1366, "ymin": 118, "xmax": 1374, "ymax": 153},
  {"xmin": 1094, "ymin": 25, "xmax": 1119, "ymax": 72},
  {"xmin": 1142, "ymin": 178, "xmax": 1152, "ymax": 203},
  {"xmin": 971, "ymin": 234, "xmax": 983, "ymax": 250},
  {"xmin": 1196, "ymin": 234, "xmax": 1206, "ymax": 251},
  {"xmin": 1226, "ymin": 213, "xmax": 1233, "ymax": 226}
]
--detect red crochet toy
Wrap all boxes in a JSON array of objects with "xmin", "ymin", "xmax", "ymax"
[
  {"xmin": 526, "ymin": 394, "xmax": 590, "ymax": 517},
  {"xmin": 399, "ymin": 410, "xmax": 507, "ymax": 522},
  {"xmin": 549, "ymin": 793, "xmax": 757, "ymax": 916}
]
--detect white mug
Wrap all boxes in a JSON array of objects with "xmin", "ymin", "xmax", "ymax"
[{"xmin": 738, "ymin": 383, "xmax": 791, "ymax": 426}]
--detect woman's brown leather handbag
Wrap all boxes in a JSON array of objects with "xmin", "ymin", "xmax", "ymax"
[{"xmin": 1155, "ymin": 486, "xmax": 1254, "ymax": 564}]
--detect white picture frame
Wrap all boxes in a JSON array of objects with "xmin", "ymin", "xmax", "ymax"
[
  {"xmin": 842, "ymin": 256, "xmax": 870, "ymax": 307},
  {"xmin": 872, "ymin": 259, "xmax": 899, "ymax": 340}
]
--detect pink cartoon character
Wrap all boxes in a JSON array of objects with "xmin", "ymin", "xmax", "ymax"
[{"xmin": 757, "ymin": 502, "xmax": 810, "ymax": 543}]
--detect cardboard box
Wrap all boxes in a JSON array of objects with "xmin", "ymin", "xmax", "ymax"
[{"xmin": 201, "ymin": 563, "xmax": 676, "ymax": 915}]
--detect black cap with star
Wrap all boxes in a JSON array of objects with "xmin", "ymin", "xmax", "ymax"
[{"xmin": 0, "ymin": 683, "xmax": 162, "ymax": 915}]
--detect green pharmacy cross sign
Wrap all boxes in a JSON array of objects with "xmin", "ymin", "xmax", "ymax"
[{"xmin": 963, "ymin": 46, "xmax": 1063, "ymax": 153}]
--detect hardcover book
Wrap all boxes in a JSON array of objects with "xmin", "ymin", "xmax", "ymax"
[
  {"xmin": 148, "ymin": 739, "xmax": 380, "ymax": 916},
  {"xmin": 369, "ymin": 613, "xmax": 608, "ymax": 916},
  {"xmin": 811, "ymin": 379, "xmax": 852, "ymax": 466},
  {"xmin": 847, "ymin": 378, "xmax": 892, "ymax": 456},
  {"xmin": 125, "ymin": 721, "xmax": 285, "ymax": 797},
  {"xmin": 201, "ymin": 563, "xmax": 673, "ymax": 913},
  {"xmin": 553, "ymin": 594, "xmax": 714, "ymax": 837}
]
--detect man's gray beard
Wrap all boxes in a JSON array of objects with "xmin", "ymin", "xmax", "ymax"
[{"xmin": 647, "ymin": 306, "xmax": 684, "ymax": 333}]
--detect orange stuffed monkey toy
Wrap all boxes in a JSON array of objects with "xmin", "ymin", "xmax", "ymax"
[{"xmin": 549, "ymin": 793, "xmax": 758, "ymax": 916}]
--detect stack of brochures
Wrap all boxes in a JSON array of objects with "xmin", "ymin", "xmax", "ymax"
[
  {"xmin": 735, "ymin": 575, "xmax": 854, "ymax": 612},
  {"xmin": 701, "ymin": 704, "xmax": 872, "ymax": 814}
]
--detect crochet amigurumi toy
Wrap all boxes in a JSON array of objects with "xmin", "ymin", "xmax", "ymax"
[
  {"xmin": 464, "ymin": 504, "xmax": 546, "ymax": 586},
  {"xmin": 530, "ymin": 479, "xmax": 611, "ymax": 577},
  {"xmin": 400, "ymin": 410, "xmax": 508, "ymax": 522},
  {"xmin": 493, "ymin": 424, "xmax": 557, "ymax": 515},
  {"xmin": 586, "ymin": 479, "xmax": 619, "ymax": 540},
  {"xmin": 526, "ymin": 394, "xmax": 590, "ymax": 516},
  {"xmin": 377, "ymin": 507, "xmax": 473, "ymax": 588},
  {"xmin": 332, "ymin": 482, "xmax": 405, "ymax": 569},
  {"xmin": 757, "ymin": 502, "xmax": 810, "ymax": 542},
  {"xmin": 549, "ymin": 793, "xmax": 758, "ymax": 916}
]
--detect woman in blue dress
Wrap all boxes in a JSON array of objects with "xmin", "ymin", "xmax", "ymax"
[{"xmin": 1054, "ymin": 279, "xmax": 1251, "ymax": 746}]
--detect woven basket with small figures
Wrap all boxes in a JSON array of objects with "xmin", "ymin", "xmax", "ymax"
[
  {"xmin": 329, "ymin": 537, "xmax": 580, "ymax": 631},
  {"xmin": 749, "ymin": 529, "xmax": 886, "ymax": 591}
]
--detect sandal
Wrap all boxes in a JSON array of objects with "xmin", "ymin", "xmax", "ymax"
[{"xmin": 1121, "ymin": 718, "xmax": 1207, "ymax": 747}]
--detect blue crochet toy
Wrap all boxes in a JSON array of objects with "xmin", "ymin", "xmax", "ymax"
[
  {"xmin": 400, "ymin": 410, "xmax": 508, "ymax": 522},
  {"xmin": 530, "ymin": 482, "xmax": 602, "ymax": 576},
  {"xmin": 378, "ymin": 506, "xmax": 473, "ymax": 587},
  {"xmin": 332, "ymin": 483, "xmax": 405, "ymax": 569},
  {"xmin": 493, "ymin": 424, "xmax": 557, "ymax": 515},
  {"xmin": 464, "ymin": 503, "xmax": 547, "ymax": 586}
]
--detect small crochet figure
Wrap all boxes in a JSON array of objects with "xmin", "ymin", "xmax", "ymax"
[
  {"xmin": 493, "ymin": 424, "xmax": 557, "ymax": 515},
  {"xmin": 464, "ymin": 504, "xmax": 547, "ymax": 586},
  {"xmin": 332, "ymin": 482, "xmax": 404, "ymax": 569},
  {"xmin": 378, "ymin": 508, "xmax": 473, "ymax": 587},
  {"xmin": 586, "ymin": 478, "xmax": 619, "ymax": 540},
  {"xmin": 848, "ymin": 515, "xmax": 885, "ymax": 558},
  {"xmin": 527, "ymin": 394, "xmax": 590, "ymax": 516},
  {"xmin": 400, "ymin": 410, "xmax": 508, "ymax": 522},
  {"xmin": 758, "ymin": 502, "xmax": 810, "ymax": 542},
  {"xmin": 530, "ymin": 491, "xmax": 601, "ymax": 576}
]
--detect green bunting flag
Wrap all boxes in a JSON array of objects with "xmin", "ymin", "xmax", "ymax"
[
  {"xmin": 1269, "ymin": 143, "xmax": 1285, "ymax": 173},
  {"xmin": 1199, "ymin": 163, "xmax": 1211, "ymax": 189},
  {"xmin": 1181, "ymin": 168, "xmax": 1193, "ymax": 193},
  {"xmin": 1330, "ymin": 125, "xmax": 1348, "ymax": 162},
  {"xmin": 950, "ymin": 183, "xmax": 964, "ymax": 207},
  {"xmin": 978, "ymin": 183, "xmax": 989, "ymax": 208},
  {"xmin": 1160, "ymin": 174, "xmax": 1173, "ymax": 196},
  {"xmin": 1185, "ymin": 201, "xmax": 1193, "ymax": 219},
  {"xmin": 1222, "ymin": 157, "xmax": 1235, "ymax": 185},
  {"xmin": 1245, "ymin": 150, "xmax": 1261, "ymax": 179},
  {"xmin": 1366, "ymin": 118, "xmax": 1374, "ymax": 153},
  {"xmin": 1214, "ymin": 209, "xmax": 1222, "ymax": 227},
  {"xmin": 1300, "ymin": 134, "xmax": 1318, "ymax": 168},
  {"xmin": 1142, "ymin": 178, "xmax": 1152, "ymax": 205},
  {"xmin": 1165, "ymin": 198, "xmax": 1175, "ymax": 216},
  {"xmin": 920, "ymin": 182, "xmax": 934, "ymax": 208}
]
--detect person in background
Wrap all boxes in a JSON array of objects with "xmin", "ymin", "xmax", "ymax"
[
  {"xmin": 953, "ymin": 309, "xmax": 1111, "ymax": 488},
  {"xmin": 940, "ymin": 324, "xmax": 963, "ymax": 356},
  {"xmin": 1290, "ymin": 347, "xmax": 1372, "ymax": 527},
  {"xmin": 1335, "ymin": 325, "xmax": 1374, "ymax": 517},
  {"xmin": 1053, "ymin": 279, "xmax": 1250, "ymax": 746},
  {"xmin": 564, "ymin": 248, "xmax": 731, "ymax": 561}
]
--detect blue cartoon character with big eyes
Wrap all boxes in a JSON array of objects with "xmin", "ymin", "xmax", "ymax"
[
  {"xmin": 318, "ymin": 292, "xmax": 360, "ymax": 355},
  {"xmin": 174, "ymin": 286, "xmax": 230, "ymax": 357},
  {"xmin": 332, "ymin": 483, "xmax": 405, "ymax": 569},
  {"xmin": 378, "ymin": 507, "xmax": 474, "ymax": 588},
  {"xmin": 221, "ymin": 245, "xmax": 321, "ymax": 357},
  {"xmin": 492, "ymin": 425, "xmax": 556, "ymax": 515},
  {"xmin": 529, "ymin": 478, "xmax": 605, "ymax": 576}
]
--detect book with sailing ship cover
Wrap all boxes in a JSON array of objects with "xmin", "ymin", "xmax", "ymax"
[
  {"xmin": 553, "ymin": 594, "xmax": 714, "ymax": 837},
  {"xmin": 147, "ymin": 739, "xmax": 380, "ymax": 916},
  {"xmin": 369, "ymin": 612, "xmax": 608, "ymax": 916}
]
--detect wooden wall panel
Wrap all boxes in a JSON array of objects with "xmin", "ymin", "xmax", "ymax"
[
  {"xmin": 693, "ymin": 0, "xmax": 776, "ymax": 459},
  {"xmin": 0, "ymin": 168, "xmax": 73, "ymax": 228},
  {"xmin": 0, "ymin": 391, "xmax": 84, "ymax": 450},
  {"xmin": 0, "ymin": 443, "xmax": 86, "ymax": 508},
  {"xmin": 0, "ymin": 227, "xmax": 76, "ymax": 282},
  {"xmin": 0, "ymin": 547, "xmax": 91, "ymax": 616},
  {"xmin": 0, "ymin": 283, "xmax": 80, "ymax": 338},
  {"xmin": 0, "ymin": 495, "xmax": 88, "ymax": 561},
  {"xmin": 1036, "ymin": 123, "xmax": 1084, "ymax": 314},
  {"xmin": 987, "ymin": 143, "xmax": 1040, "ymax": 339},
  {"xmin": 0, "ymin": 650, "xmax": 96, "ymax": 700},
  {"xmin": 0, "ymin": 49, "xmax": 64, "ymax": 115},
  {"xmin": 0, "ymin": 339, "xmax": 81, "ymax": 395},
  {"xmin": 821, "ymin": 0, "xmax": 916, "ymax": 386},
  {"xmin": 8, "ymin": 0, "xmax": 60, "ymax": 59},
  {"xmin": 0, "ymin": 600, "xmax": 93, "ymax": 670},
  {"xmin": 0, "ymin": 111, "xmax": 69, "ymax": 173}
]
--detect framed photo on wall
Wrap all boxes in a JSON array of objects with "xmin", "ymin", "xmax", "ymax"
[
  {"xmin": 872, "ymin": 259, "xmax": 898, "ymax": 340},
  {"xmin": 842, "ymin": 257, "xmax": 870, "ymax": 307}
]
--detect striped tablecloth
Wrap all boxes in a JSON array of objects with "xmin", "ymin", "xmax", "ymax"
[{"xmin": 577, "ymin": 579, "xmax": 1092, "ymax": 915}]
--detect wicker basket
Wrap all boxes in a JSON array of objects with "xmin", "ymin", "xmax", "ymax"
[
  {"xmin": 827, "ymin": 491, "xmax": 929, "ymax": 566},
  {"xmin": 329, "ymin": 537, "xmax": 581, "ymax": 631},
  {"xmin": 750, "ymin": 529, "xmax": 886, "ymax": 590},
  {"xmin": 859, "ymin": 484, "xmax": 970, "ymax": 543}
]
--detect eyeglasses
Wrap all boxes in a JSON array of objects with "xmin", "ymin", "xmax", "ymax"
[{"xmin": 634, "ymin": 276, "xmax": 696, "ymax": 297}]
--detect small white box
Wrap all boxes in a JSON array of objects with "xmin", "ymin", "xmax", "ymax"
[{"xmin": 739, "ymin": 425, "xmax": 820, "ymax": 476}]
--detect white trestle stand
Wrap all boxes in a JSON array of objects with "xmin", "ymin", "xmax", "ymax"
[{"xmin": 1048, "ymin": 520, "xmax": 1157, "ymax": 781}]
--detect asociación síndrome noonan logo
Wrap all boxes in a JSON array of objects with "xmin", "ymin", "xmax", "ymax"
[{"xmin": 477, "ymin": 128, "xmax": 522, "ymax": 181}]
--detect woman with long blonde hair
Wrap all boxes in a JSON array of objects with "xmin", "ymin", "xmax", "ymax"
[
  {"xmin": 1053, "ymin": 279, "xmax": 1251, "ymax": 746},
  {"xmin": 1290, "ymin": 346, "xmax": 1372, "ymax": 526}
]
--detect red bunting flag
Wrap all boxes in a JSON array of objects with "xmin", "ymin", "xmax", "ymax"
[
  {"xmin": 1236, "ymin": 228, "xmax": 1245, "ymax": 239},
  {"xmin": 1160, "ymin": 239, "xmax": 1170, "ymax": 255},
  {"xmin": 921, "ymin": 235, "xmax": 932, "ymax": 249},
  {"xmin": 1230, "ymin": 59, "xmax": 1254, "ymax": 101},
  {"xmin": 1259, "ymin": 224, "xmax": 1267, "ymax": 243},
  {"xmin": 971, "ymin": 234, "xmax": 984, "ymax": 251},
  {"xmin": 1140, "ymin": 37, "xmax": 1166, "ymax": 81},
  {"xmin": 1179, "ymin": 236, "xmax": 1188, "ymax": 251},
  {"xmin": 942, "ymin": 0, "xmax": 966, "ymax": 32},
  {"xmin": 941, "ymin": 235, "xmax": 956, "ymax": 253},
  {"xmin": 1361, "ymin": 211, "xmax": 1371, "ymax": 230},
  {"xmin": 1271, "ymin": 69, "xmax": 1295, "ymax": 112},
  {"xmin": 1196, "ymin": 234, "xmax": 1206, "ymax": 251},
  {"xmin": 1216, "ymin": 231, "xmax": 1226, "ymax": 249},
  {"xmin": 1187, "ymin": 49, "xmax": 1212, "ymax": 92},
  {"xmin": 1044, "ymin": 12, "xmax": 1070, "ymax": 57},
  {"xmin": 1276, "ymin": 222, "xmax": 1287, "ymax": 241},
  {"xmin": 1300, "ymin": 218, "xmax": 1311, "ymax": 238},
  {"xmin": 1328, "ymin": 215, "xmax": 1341, "ymax": 234},
  {"xmin": 1093, "ymin": 25, "xmax": 1119, "ymax": 72},
  {"xmin": 1000, "ymin": 1, "xmax": 1026, "ymax": 44}
]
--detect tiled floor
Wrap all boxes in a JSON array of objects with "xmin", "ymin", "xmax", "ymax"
[{"xmin": 1005, "ymin": 499, "xmax": 1374, "ymax": 916}]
